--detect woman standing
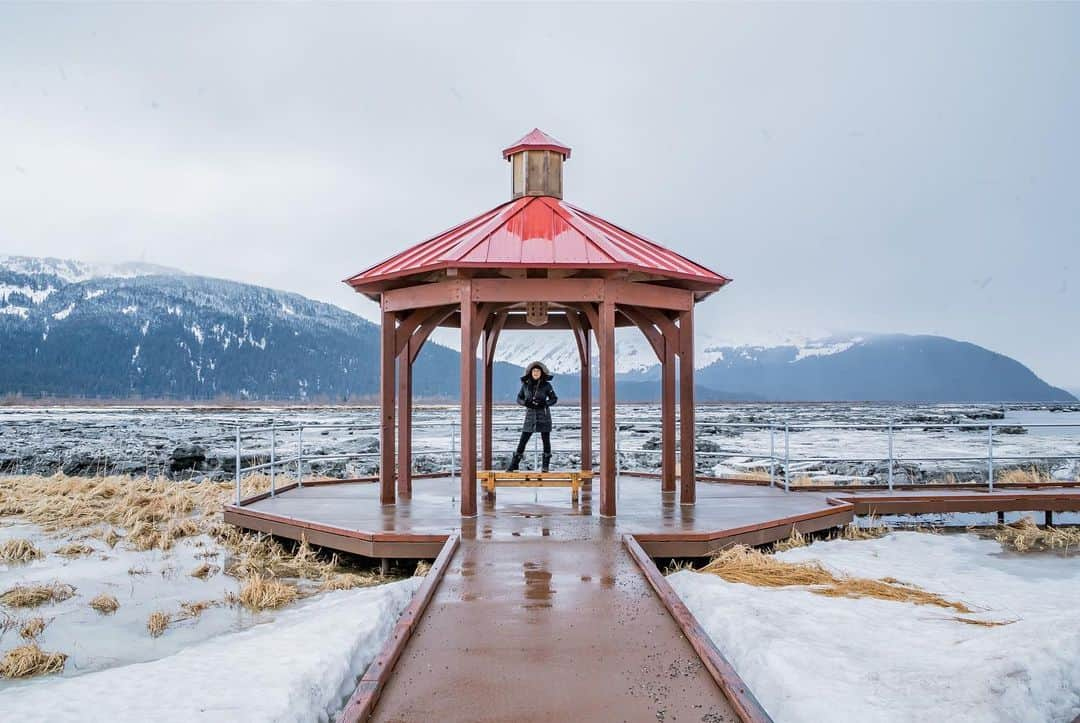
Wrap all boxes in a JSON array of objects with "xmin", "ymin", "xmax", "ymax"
[{"xmin": 507, "ymin": 361, "xmax": 558, "ymax": 472}]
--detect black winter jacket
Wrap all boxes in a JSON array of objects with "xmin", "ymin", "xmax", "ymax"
[{"xmin": 517, "ymin": 378, "xmax": 558, "ymax": 433}]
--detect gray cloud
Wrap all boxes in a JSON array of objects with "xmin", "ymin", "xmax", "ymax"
[{"xmin": 2, "ymin": 3, "xmax": 1078, "ymax": 386}]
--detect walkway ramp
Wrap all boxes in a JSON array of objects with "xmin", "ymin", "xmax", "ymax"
[{"xmin": 371, "ymin": 526, "xmax": 736, "ymax": 722}]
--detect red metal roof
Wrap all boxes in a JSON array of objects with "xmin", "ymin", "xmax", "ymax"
[
  {"xmin": 502, "ymin": 128, "xmax": 572, "ymax": 160},
  {"xmin": 346, "ymin": 195, "xmax": 730, "ymax": 290}
]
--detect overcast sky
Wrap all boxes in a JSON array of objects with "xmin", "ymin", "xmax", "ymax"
[{"xmin": 2, "ymin": 3, "xmax": 1078, "ymax": 388}]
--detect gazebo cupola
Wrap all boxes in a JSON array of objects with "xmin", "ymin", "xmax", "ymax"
[
  {"xmin": 503, "ymin": 128, "xmax": 571, "ymax": 199},
  {"xmin": 346, "ymin": 129, "xmax": 730, "ymax": 519}
]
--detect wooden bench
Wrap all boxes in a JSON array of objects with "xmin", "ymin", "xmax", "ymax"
[{"xmin": 479, "ymin": 470, "xmax": 594, "ymax": 503}]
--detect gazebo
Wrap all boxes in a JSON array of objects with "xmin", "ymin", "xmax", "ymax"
[{"xmin": 345, "ymin": 129, "xmax": 729, "ymax": 517}]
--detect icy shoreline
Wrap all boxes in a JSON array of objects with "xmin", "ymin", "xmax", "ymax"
[{"xmin": 669, "ymin": 532, "xmax": 1080, "ymax": 722}]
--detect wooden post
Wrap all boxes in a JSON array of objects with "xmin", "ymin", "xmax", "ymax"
[
  {"xmin": 661, "ymin": 334, "xmax": 676, "ymax": 493},
  {"xmin": 379, "ymin": 307, "xmax": 396, "ymax": 505},
  {"xmin": 580, "ymin": 325, "xmax": 592, "ymax": 473},
  {"xmin": 397, "ymin": 337, "xmax": 412, "ymax": 498},
  {"xmin": 678, "ymin": 304, "xmax": 695, "ymax": 505},
  {"xmin": 599, "ymin": 298, "xmax": 616, "ymax": 517},
  {"xmin": 481, "ymin": 327, "xmax": 494, "ymax": 471},
  {"xmin": 459, "ymin": 283, "xmax": 477, "ymax": 517}
]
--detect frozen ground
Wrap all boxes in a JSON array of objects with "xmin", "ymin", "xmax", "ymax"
[
  {"xmin": 669, "ymin": 532, "xmax": 1080, "ymax": 722},
  {"xmin": 1, "ymin": 403, "xmax": 1078, "ymax": 484},
  {"xmin": 0, "ymin": 520, "xmax": 420, "ymax": 720}
]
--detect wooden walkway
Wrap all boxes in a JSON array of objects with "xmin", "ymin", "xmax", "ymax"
[{"xmin": 224, "ymin": 477, "xmax": 1080, "ymax": 722}]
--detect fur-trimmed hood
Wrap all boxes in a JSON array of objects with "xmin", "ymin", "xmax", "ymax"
[{"xmin": 520, "ymin": 360, "xmax": 554, "ymax": 382}]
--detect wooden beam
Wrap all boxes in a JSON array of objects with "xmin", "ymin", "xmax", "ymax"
[
  {"xmin": 481, "ymin": 312, "xmax": 506, "ymax": 472},
  {"xmin": 459, "ymin": 282, "xmax": 477, "ymax": 517},
  {"xmin": 599, "ymin": 296, "xmax": 616, "ymax": 517},
  {"xmin": 393, "ymin": 307, "xmax": 431, "ymax": 357},
  {"xmin": 379, "ymin": 309, "xmax": 396, "ymax": 505},
  {"xmin": 618, "ymin": 306, "xmax": 663, "ymax": 362},
  {"xmin": 661, "ymin": 335, "xmax": 676, "ymax": 493},
  {"xmin": 396, "ymin": 337, "xmax": 412, "ymax": 498},
  {"xmin": 382, "ymin": 280, "xmax": 463, "ymax": 312},
  {"xmin": 638, "ymin": 306, "xmax": 680, "ymax": 352},
  {"xmin": 610, "ymin": 280, "xmax": 693, "ymax": 312},
  {"xmin": 409, "ymin": 305, "xmax": 456, "ymax": 364},
  {"xmin": 678, "ymin": 307, "xmax": 695, "ymax": 505},
  {"xmin": 472, "ymin": 278, "xmax": 604, "ymax": 303},
  {"xmin": 567, "ymin": 311, "xmax": 593, "ymax": 472}
]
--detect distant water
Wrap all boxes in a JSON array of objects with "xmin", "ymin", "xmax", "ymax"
[{"xmin": 1, "ymin": 402, "xmax": 1078, "ymax": 483}]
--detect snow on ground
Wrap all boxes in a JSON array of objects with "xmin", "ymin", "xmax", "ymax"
[
  {"xmin": 0, "ymin": 520, "xmax": 420, "ymax": 720},
  {"xmin": 1, "ymin": 578, "xmax": 418, "ymax": 722},
  {"xmin": 669, "ymin": 532, "xmax": 1080, "ymax": 723}
]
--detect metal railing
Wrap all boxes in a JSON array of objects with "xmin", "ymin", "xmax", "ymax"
[{"xmin": 230, "ymin": 414, "xmax": 1080, "ymax": 503}]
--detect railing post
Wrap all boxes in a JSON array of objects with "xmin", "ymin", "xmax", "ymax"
[
  {"xmin": 234, "ymin": 426, "xmax": 241, "ymax": 506},
  {"xmin": 769, "ymin": 425, "xmax": 775, "ymax": 487},
  {"xmin": 450, "ymin": 420, "xmax": 457, "ymax": 503},
  {"xmin": 615, "ymin": 425, "xmax": 622, "ymax": 480},
  {"xmin": 987, "ymin": 423, "xmax": 994, "ymax": 492},
  {"xmin": 783, "ymin": 423, "xmax": 790, "ymax": 493},
  {"xmin": 270, "ymin": 422, "xmax": 276, "ymax": 498},
  {"xmin": 887, "ymin": 422, "xmax": 894, "ymax": 492},
  {"xmin": 296, "ymin": 425, "xmax": 303, "ymax": 488}
]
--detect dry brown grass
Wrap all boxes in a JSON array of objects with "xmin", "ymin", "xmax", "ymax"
[
  {"xmin": 990, "ymin": 516, "xmax": 1080, "ymax": 553},
  {"xmin": 0, "ymin": 582, "xmax": 76, "ymax": 608},
  {"xmin": 0, "ymin": 538, "xmax": 43, "ymax": 564},
  {"xmin": 89, "ymin": 594, "xmax": 119, "ymax": 614},
  {"xmin": 190, "ymin": 563, "xmax": 220, "ymax": 580},
  {"xmin": 700, "ymin": 545, "xmax": 973, "ymax": 613},
  {"xmin": 0, "ymin": 643, "xmax": 67, "ymax": 678},
  {"xmin": 238, "ymin": 574, "xmax": 298, "ymax": 610},
  {"xmin": 839, "ymin": 518, "xmax": 890, "ymax": 541},
  {"xmin": 177, "ymin": 600, "xmax": 218, "ymax": 619},
  {"xmin": 995, "ymin": 467, "xmax": 1057, "ymax": 485},
  {"xmin": 413, "ymin": 560, "xmax": 432, "ymax": 577},
  {"xmin": 773, "ymin": 528, "xmax": 807, "ymax": 552},
  {"xmin": 0, "ymin": 473, "xmax": 272, "ymax": 552},
  {"xmin": 146, "ymin": 610, "xmax": 171, "ymax": 637},
  {"xmin": 54, "ymin": 542, "xmax": 95, "ymax": 558},
  {"xmin": 18, "ymin": 616, "xmax": 48, "ymax": 640},
  {"xmin": 321, "ymin": 572, "xmax": 379, "ymax": 591},
  {"xmin": 953, "ymin": 616, "xmax": 1016, "ymax": 628}
]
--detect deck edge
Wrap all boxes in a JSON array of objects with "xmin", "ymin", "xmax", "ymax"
[
  {"xmin": 340, "ymin": 532, "xmax": 460, "ymax": 723},
  {"xmin": 623, "ymin": 534, "xmax": 773, "ymax": 723}
]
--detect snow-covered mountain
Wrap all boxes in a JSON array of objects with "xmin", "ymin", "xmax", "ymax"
[
  {"xmin": 492, "ymin": 328, "xmax": 865, "ymax": 376},
  {"xmin": 0, "ymin": 254, "xmax": 527, "ymax": 400},
  {"xmin": 0, "ymin": 254, "xmax": 1073, "ymax": 403}
]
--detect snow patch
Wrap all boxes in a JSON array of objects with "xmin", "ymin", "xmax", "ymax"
[
  {"xmin": 0, "ymin": 305, "xmax": 30, "ymax": 318},
  {"xmin": 670, "ymin": 532, "xmax": 1080, "ymax": 722},
  {"xmin": 791, "ymin": 337, "xmax": 861, "ymax": 362},
  {"xmin": 0, "ymin": 579, "xmax": 420, "ymax": 722},
  {"xmin": 85, "ymin": 289, "xmax": 106, "ymax": 300},
  {"xmin": 131, "ymin": 345, "xmax": 140, "ymax": 364},
  {"xmin": 0, "ymin": 283, "xmax": 54, "ymax": 304},
  {"xmin": 190, "ymin": 324, "xmax": 204, "ymax": 345},
  {"xmin": 121, "ymin": 305, "xmax": 138, "ymax": 315},
  {"xmin": 52, "ymin": 303, "xmax": 76, "ymax": 320}
]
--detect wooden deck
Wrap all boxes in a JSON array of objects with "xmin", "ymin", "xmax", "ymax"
[
  {"xmin": 224, "ymin": 476, "xmax": 853, "ymax": 559},
  {"xmin": 223, "ymin": 477, "xmax": 1080, "ymax": 722}
]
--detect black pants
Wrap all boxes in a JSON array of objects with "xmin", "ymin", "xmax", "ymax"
[{"xmin": 514, "ymin": 430, "xmax": 551, "ymax": 457}]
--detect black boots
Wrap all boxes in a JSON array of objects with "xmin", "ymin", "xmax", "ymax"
[
  {"xmin": 507, "ymin": 453, "xmax": 523, "ymax": 472},
  {"xmin": 542, "ymin": 454, "xmax": 551, "ymax": 473}
]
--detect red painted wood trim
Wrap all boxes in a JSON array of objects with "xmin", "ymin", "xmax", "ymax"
[
  {"xmin": 224, "ymin": 505, "xmax": 449, "ymax": 544},
  {"xmin": 632, "ymin": 500, "xmax": 854, "ymax": 544},
  {"xmin": 623, "ymin": 534, "xmax": 773, "ymax": 723},
  {"xmin": 340, "ymin": 533, "xmax": 460, "ymax": 723}
]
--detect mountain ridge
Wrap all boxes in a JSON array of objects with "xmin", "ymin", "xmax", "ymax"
[{"xmin": 0, "ymin": 255, "xmax": 1072, "ymax": 403}]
